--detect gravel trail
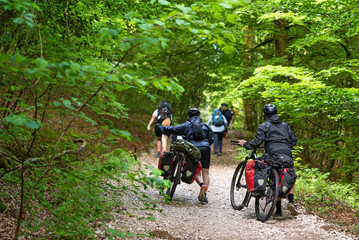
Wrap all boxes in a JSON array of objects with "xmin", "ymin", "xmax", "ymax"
[{"xmin": 111, "ymin": 142, "xmax": 356, "ymax": 240}]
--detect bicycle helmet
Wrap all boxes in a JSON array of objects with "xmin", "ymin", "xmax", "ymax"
[
  {"xmin": 263, "ymin": 104, "xmax": 277, "ymax": 117},
  {"xmin": 188, "ymin": 108, "xmax": 201, "ymax": 117}
]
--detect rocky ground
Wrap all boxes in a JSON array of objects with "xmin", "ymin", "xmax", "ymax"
[{"xmin": 109, "ymin": 137, "xmax": 357, "ymax": 240}]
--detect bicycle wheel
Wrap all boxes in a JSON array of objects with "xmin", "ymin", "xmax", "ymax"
[
  {"xmin": 166, "ymin": 154, "xmax": 184, "ymax": 200},
  {"xmin": 255, "ymin": 168, "xmax": 279, "ymax": 222},
  {"xmin": 230, "ymin": 161, "xmax": 249, "ymax": 210}
]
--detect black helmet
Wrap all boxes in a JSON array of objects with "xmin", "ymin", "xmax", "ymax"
[
  {"xmin": 263, "ymin": 104, "xmax": 277, "ymax": 117},
  {"xmin": 188, "ymin": 108, "xmax": 200, "ymax": 117}
]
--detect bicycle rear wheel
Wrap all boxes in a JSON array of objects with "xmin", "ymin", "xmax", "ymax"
[
  {"xmin": 166, "ymin": 154, "xmax": 184, "ymax": 200},
  {"xmin": 230, "ymin": 161, "xmax": 249, "ymax": 210},
  {"xmin": 255, "ymin": 168, "xmax": 279, "ymax": 222}
]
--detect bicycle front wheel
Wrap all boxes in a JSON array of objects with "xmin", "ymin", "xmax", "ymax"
[
  {"xmin": 255, "ymin": 168, "xmax": 279, "ymax": 222},
  {"xmin": 230, "ymin": 161, "xmax": 249, "ymax": 210},
  {"xmin": 166, "ymin": 155, "xmax": 184, "ymax": 200}
]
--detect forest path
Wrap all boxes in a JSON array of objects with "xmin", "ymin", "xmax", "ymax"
[{"xmin": 111, "ymin": 133, "xmax": 355, "ymax": 240}]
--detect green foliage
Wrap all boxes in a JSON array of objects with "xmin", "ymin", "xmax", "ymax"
[
  {"xmin": 295, "ymin": 158, "xmax": 359, "ymax": 211},
  {"xmin": 3, "ymin": 148, "xmax": 169, "ymax": 239}
]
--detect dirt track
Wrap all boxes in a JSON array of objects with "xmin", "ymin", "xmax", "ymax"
[{"xmin": 110, "ymin": 139, "xmax": 356, "ymax": 240}]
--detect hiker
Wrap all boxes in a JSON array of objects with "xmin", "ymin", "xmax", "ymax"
[
  {"xmin": 207, "ymin": 108, "xmax": 228, "ymax": 156},
  {"xmin": 236, "ymin": 104, "xmax": 299, "ymax": 217},
  {"xmin": 157, "ymin": 108, "xmax": 213, "ymax": 204},
  {"xmin": 147, "ymin": 100, "xmax": 172, "ymax": 158},
  {"xmin": 229, "ymin": 105, "xmax": 238, "ymax": 130},
  {"xmin": 220, "ymin": 103, "xmax": 232, "ymax": 127}
]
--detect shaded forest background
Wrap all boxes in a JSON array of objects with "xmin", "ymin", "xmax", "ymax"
[{"xmin": 0, "ymin": 0, "xmax": 358, "ymax": 239}]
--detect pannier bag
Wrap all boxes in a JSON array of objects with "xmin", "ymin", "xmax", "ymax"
[
  {"xmin": 171, "ymin": 139, "xmax": 201, "ymax": 160},
  {"xmin": 158, "ymin": 151, "xmax": 174, "ymax": 177},
  {"xmin": 278, "ymin": 167, "xmax": 297, "ymax": 198},
  {"xmin": 245, "ymin": 160, "xmax": 268, "ymax": 193},
  {"xmin": 181, "ymin": 158, "xmax": 202, "ymax": 184}
]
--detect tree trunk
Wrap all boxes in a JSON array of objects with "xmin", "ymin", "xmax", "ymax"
[{"xmin": 274, "ymin": 19, "xmax": 293, "ymax": 65}]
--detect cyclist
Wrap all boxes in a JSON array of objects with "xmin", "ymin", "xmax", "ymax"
[
  {"xmin": 157, "ymin": 108, "xmax": 213, "ymax": 204},
  {"xmin": 236, "ymin": 104, "xmax": 299, "ymax": 217}
]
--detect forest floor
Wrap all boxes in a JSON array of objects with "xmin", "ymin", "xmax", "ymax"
[{"xmin": 109, "ymin": 130, "xmax": 357, "ymax": 240}]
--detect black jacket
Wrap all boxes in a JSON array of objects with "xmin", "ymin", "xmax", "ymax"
[
  {"xmin": 221, "ymin": 109, "xmax": 232, "ymax": 123},
  {"xmin": 160, "ymin": 116, "xmax": 213, "ymax": 148},
  {"xmin": 244, "ymin": 115, "xmax": 297, "ymax": 157}
]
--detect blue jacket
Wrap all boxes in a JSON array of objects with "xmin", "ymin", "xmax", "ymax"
[{"xmin": 159, "ymin": 116, "xmax": 213, "ymax": 148}]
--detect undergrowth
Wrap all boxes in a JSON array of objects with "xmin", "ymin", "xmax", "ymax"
[{"xmin": 293, "ymin": 147, "xmax": 359, "ymax": 236}]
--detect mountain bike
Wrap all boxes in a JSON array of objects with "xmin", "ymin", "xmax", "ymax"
[{"xmin": 230, "ymin": 140, "xmax": 279, "ymax": 222}]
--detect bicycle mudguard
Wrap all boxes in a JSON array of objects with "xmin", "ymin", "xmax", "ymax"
[{"xmin": 245, "ymin": 160, "xmax": 268, "ymax": 193}]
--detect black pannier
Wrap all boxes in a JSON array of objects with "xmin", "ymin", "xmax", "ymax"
[{"xmin": 158, "ymin": 151, "xmax": 174, "ymax": 177}]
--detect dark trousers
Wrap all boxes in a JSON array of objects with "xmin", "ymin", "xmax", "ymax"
[{"xmin": 213, "ymin": 132, "xmax": 224, "ymax": 153}]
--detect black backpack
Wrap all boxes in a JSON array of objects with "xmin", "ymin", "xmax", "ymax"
[
  {"xmin": 156, "ymin": 100, "xmax": 171, "ymax": 124},
  {"xmin": 190, "ymin": 117, "xmax": 205, "ymax": 141}
]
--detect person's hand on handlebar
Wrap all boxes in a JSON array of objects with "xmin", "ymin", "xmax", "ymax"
[
  {"xmin": 237, "ymin": 140, "xmax": 247, "ymax": 147},
  {"xmin": 231, "ymin": 139, "xmax": 247, "ymax": 146}
]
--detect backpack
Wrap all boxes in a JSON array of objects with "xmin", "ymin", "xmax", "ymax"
[
  {"xmin": 212, "ymin": 110, "xmax": 224, "ymax": 127},
  {"xmin": 245, "ymin": 160, "xmax": 268, "ymax": 194},
  {"xmin": 171, "ymin": 139, "xmax": 201, "ymax": 160},
  {"xmin": 156, "ymin": 100, "xmax": 171, "ymax": 125},
  {"xmin": 203, "ymin": 124, "xmax": 214, "ymax": 145},
  {"xmin": 190, "ymin": 117, "xmax": 205, "ymax": 141}
]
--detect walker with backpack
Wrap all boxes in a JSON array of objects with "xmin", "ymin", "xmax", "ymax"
[{"xmin": 156, "ymin": 100, "xmax": 172, "ymax": 126}]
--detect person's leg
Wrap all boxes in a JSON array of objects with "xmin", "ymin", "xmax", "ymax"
[
  {"xmin": 213, "ymin": 132, "xmax": 219, "ymax": 155},
  {"xmin": 155, "ymin": 125, "xmax": 162, "ymax": 157},
  {"xmin": 218, "ymin": 132, "xmax": 224, "ymax": 155},
  {"xmin": 201, "ymin": 168, "xmax": 210, "ymax": 187},
  {"xmin": 161, "ymin": 134, "xmax": 169, "ymax": 152},
  {"xmin": 197, "ymin": 147, "xmax": 210, "ymax": 203},
  {"xmin": 156, "ymin": 137, "xmax": 161, "ymax": 157},
  {"xmin": 274, "ymin": 199, "xmax": 282, "ymax": 217},
  {"xmin": 286, "ymin": 186, "xmax": 299, "ymax": 216}
]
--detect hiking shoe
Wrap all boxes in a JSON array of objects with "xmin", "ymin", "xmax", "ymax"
[
  {"xmin": 198, "ymin": 185, "xmax": 207, "ymax": 202},
  {"xmin": 214, "ymin": 152, "xmax": 218, "ymax": 157},
  {"xmin": 287, "ymin": 203, "xmax": 299, "ymax": 216},
  {"xmin": 218, "ymin": 152, "xmax": 222, "ymax": 156},
  {"xmin": 156, "ymin": 152, "xmax": 161, "ymax": 158},
  {"xmin": 200, "ymin": 196, "xmax": 209, "ymax": 204}
]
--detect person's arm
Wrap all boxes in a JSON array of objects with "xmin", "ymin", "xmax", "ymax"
[
  {"xmin": 238, "ymin": 125, "xmax": 266, "ymax": 150},
  {"xmin": 223, "ymin": 116, "xmax": 228, "ymax": 127},
  {"xmin": 147, "ymin": 115, "xmax": 156, "ymax": 131},
  {"xmin": 160, "ymin": 122, "xmax": 187, "ymax": 136},
  {"xmin": 287, "ymin": 125, "xmax": 297, "ymax": 148},
  {"xmin": 207, "ymin": 115, "xmax": 212, "ymax": 125}
]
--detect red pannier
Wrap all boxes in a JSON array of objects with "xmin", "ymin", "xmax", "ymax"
[
  {"xmin": 245, "ymin": 160, "xmax": 268, "ymax": 193},
  {"xmin": 278, "ymin": 167, "xmax": 297, "ymax": 198},
  {"xmin": 158, "ymin": 151, "xmax": 174, "ymax": 177},
  {"xmin": 181, "ymin": 158, "xmax": 202, "ymax": 184}
]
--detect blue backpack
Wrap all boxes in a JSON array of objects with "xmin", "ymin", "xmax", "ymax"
[{"xmin": 212, "ymin": 110, "xmax": 224, "ymax": 126}]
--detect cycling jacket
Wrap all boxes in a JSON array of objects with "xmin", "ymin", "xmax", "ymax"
[{"xmin": 243, "ymin": 114, "xmax": 297, "ymax": 157}]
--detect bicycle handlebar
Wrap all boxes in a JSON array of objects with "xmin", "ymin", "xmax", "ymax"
[{"xmin": 230, "ymin": 139, "xmax": 265, "ymax": 150}]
